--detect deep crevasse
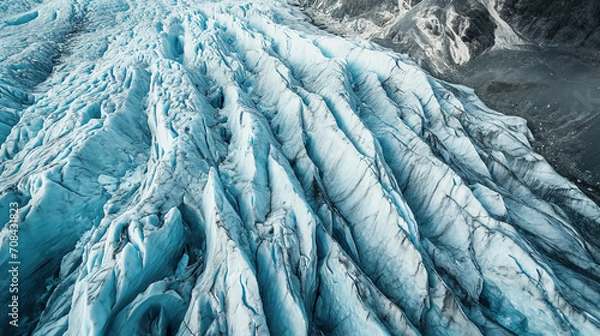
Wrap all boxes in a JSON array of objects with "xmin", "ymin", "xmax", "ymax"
[{"xmin": 1, "ymin": 0, "xmax": 600, "ymax": 335}]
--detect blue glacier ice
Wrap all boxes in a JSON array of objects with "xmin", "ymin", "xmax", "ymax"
[{"xmin": 1, "ymin": 0, "xmax": 600, "ymax": 335}]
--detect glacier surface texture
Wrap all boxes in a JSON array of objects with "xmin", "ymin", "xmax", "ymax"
[{"xmin": 1, "ymin": 0, "xmax": 600, "ymax": 335}]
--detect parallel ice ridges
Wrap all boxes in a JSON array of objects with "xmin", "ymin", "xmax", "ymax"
[
  {"xmin": 0, "ymin": 0, "xmax": 79, "ymax": 146},
  {"xmin": 0, "ymin": 0, "xmax": 599, "ymax": 335}
]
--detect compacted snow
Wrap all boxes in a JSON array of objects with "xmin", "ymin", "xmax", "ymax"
[{"xmin": 1, "ymin": 0, "xmax": 600, "ymax": 335}]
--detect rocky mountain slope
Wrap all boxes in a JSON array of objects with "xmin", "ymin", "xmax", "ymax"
[{"xmin": 301, "ymin": 0, "xmax": 600, "ymax": 72}]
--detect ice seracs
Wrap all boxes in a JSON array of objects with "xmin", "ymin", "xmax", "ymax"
[{"xmin": 1, "ymin": 0, "xmax": 600, "ymax": 335}]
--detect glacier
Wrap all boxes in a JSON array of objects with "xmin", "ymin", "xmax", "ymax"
[{"xmin": 1, "ymin": 0, "xmax": 600, "ymax": 335}]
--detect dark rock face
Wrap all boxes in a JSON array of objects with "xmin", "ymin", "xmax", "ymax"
[
  {"xmin": 457, "ymin": 2, "xmax": 497, "ymax": 55},
  {"xmin": 497, "ymin": 0, "xmax": 600, "ymax": 48}
]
